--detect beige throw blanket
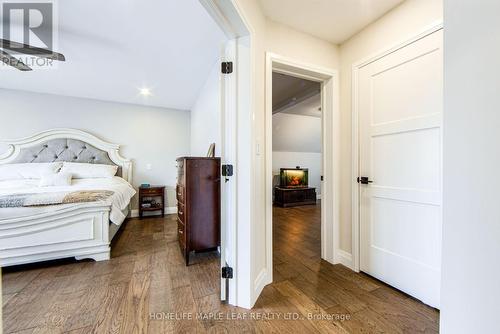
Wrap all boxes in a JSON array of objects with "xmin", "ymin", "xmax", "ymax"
[{"xmin": 0, "ymin": 190, "xmax": 114, "ymax": 208}]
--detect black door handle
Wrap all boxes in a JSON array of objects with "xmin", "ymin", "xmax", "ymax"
[{"xmin": 357, "ymin": 177, "xmax": 373, "ymax": 185}]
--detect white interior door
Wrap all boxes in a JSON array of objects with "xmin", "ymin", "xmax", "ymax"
[
  {"xmin": 220, "ymin": 39, "xmax": 237, "ymax": 303},
  {"xmin": 359, "ymin": 29, "xmax": 443, "ymax": 308}
]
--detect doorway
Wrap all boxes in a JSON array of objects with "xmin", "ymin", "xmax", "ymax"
[
  {"xmin": 264, "ymin": 53, "xmax": 340, "ymax": 285},
  {"xmin": 271, "ymin": 72, "xmax": 323, "ymax": 279}
]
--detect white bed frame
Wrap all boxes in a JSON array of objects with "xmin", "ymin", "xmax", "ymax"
[{"xmin": 0, "ymin": 129, "xmax": 132, "ymax": 267}]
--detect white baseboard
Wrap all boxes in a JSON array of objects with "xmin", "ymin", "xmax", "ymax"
[
  {"xmin": 336, "ymin": 249, "xmax": 353, "ymax": 270},
  {"xmin": 254, "ymin": 268, "xmax": 269, "ymax": 291},
  {"xmin": 130, "ymin": 207, "xmax": 177, "ymax": 218},
  {"xmin": 252, "ymin": 268, "xmax": 271, "ymax": 309},
  {"xmin": 165, "ymin": 207, "xmax": 178, "ymax": 214}
]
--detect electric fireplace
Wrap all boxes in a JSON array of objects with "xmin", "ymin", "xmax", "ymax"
[
  {"xmin": 275, "ymin": 167, "xmax": 316, "ymax": 207},
  {"xmin": 279, "ymin": 167, "xmax": 309, "ymax": 188}
]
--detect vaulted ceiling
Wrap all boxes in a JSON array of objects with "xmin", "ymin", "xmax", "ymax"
[
  {"xmin": 273, "ymin": 72, "xmax": 321, "ymax": 117},
  {"xmin": 0, "ymin": 0, "xmax": 226, "ymax": 110},
  {"xmin": 259, "ymin": 0, "xmax": 405, "ymax": 44}
]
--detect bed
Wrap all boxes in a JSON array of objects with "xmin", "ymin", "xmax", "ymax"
[{"xmin": 0, "ymin": 128, "xmax": 135, "ymax": 267}]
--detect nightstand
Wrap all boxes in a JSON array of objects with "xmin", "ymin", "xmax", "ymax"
[{"xmin": 138, "ymin": 185, "xmax": 165, "ymax": 218}]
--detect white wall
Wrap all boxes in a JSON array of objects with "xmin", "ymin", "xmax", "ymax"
[
  {"xmin": 440, "ymin": 1, "xmax": 500, "ymax": 332},
  {"xmin": 190, "ymin": 61, "xmax": 221, "ymax": 157},
  {"xmin": 0, "ymin": 89, "xmax": 190, "ymax": 209},
  {"xmin": 338, "ymin": 0, "xmax": 443, "ymax": 253},
  {"xmin": 272, "ymin": 113, "xmax": 321, "ymax": 152},
  {"xmin": 273, "ymin": 112, "xmax": 321, "ymax": 194}
]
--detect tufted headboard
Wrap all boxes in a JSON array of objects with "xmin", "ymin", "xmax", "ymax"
[{"xmin": 0, "ymin": 129, "xmax": 132, "ymax": 183}]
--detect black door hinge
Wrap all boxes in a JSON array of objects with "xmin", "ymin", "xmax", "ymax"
[
  {"xmin": 222, "ymin": 164, "xmax": 233, "ymax": 177},
  {"xmin": 221, "ymin": 61, "xmax": 233, "ymax": 74},
  {"xmin": 222, "ymin": 164, "xmax": 233, "ymax": 183},
  {"xmin": 222, "ymin": 266, "xmax": 233, "ymax": 279}
]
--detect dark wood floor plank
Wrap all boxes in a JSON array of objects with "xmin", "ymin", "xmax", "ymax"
[
  {"xmin": 2, "ymin": 293, "xmax": 16, "ymax": 307},
  {"xmin": 61, "ymin": 274, "xmax": 117, "ymax": 332},
  {"xmin": 253, "ymin": 285, "xmax": 321, "ymax": 334},
  {"xmin": 116, "ymin": 270, "xmax": 151, "ymax": 334},
  {"xmin": 328, "ymin": 304, "xmax": 404, "ymax": 334},
  {"xmin": 1, "ymin": 269, "xmax": 42, "ymax": 295},
  {"xmin": 3, "ymin": 266, "xmax": 66, "ymax": 333},
  {"xmin": 273, "ymin": 280, "xmax": 349, "ymax": 334},
  {"xmin": 90, "ymin": 282, "xmax": 129, "ymax": 334},
  {"xmin": 289, "ymin": 274, "xmax": 340, "ymax": 310}
]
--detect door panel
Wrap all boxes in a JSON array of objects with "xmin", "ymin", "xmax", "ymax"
[
  {"xmin": 372, "ymin": 128, "xmax": 440, "ymax": 190},
  {"xmin": 371, "ymin": 198, "xmax": 441, "ymax": 268},
  {"xmin": 371, "ymin": 47, "xmax": 442, "ymax": 125},
  {"xmin": 359, "ymin": 30, "xmax": 443, "ymax": 308}
]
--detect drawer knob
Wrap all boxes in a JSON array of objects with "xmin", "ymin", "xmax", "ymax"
[{"xmin": 178, "ymin": 211, "xmax": 183, "ymax": 215}]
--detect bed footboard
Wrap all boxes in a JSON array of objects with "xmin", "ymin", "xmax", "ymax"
[{"xmin": 0, "ymin": 204, "xmax": 112, "ymax": 267}]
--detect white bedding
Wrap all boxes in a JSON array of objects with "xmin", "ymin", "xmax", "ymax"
[{"xmin": 0, "ymin": 177, "xmax": 136, "ymax": 225}]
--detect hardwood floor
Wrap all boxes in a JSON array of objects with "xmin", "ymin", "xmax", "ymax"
[{"xmin": 2, "ymin": 205, "xmax": 439, "ymax": 333}]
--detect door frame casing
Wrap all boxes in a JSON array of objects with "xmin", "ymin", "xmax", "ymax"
[
  {"xmin": 265, "ymin": 52, "xmax": 341, "ymax": 282},
  {"xmin": 351, "ymin": 21, "xmax": 444, "ymax": 272},
  {"xmin": 199, "ymin": 0, "xmax": 253, "ymax": 307},
  {"xmin": 220, "ymin": 39, "xmax": 237, "ymax": 304}
]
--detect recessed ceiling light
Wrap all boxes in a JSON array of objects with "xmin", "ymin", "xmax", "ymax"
[{"xmin": 139, "ymin": 87, "xmax": 152, "ymax": 96}]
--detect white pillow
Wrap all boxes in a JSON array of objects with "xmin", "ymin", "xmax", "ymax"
[
  {"xmin": 61, "ymin": 162, "xmax": 118, "ymax": 179},
  {"xmin": 0, "ymin": 162, "xmax": 62, "ymax": 181},
  {"xmin": 39, "ymin": 172, "xmax": 73, "ymax": 187}
]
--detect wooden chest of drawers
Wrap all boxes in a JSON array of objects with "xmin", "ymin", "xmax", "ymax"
[{"xmin": 176, "ymin": 157, "xmax": 220, "ymax": 265}]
